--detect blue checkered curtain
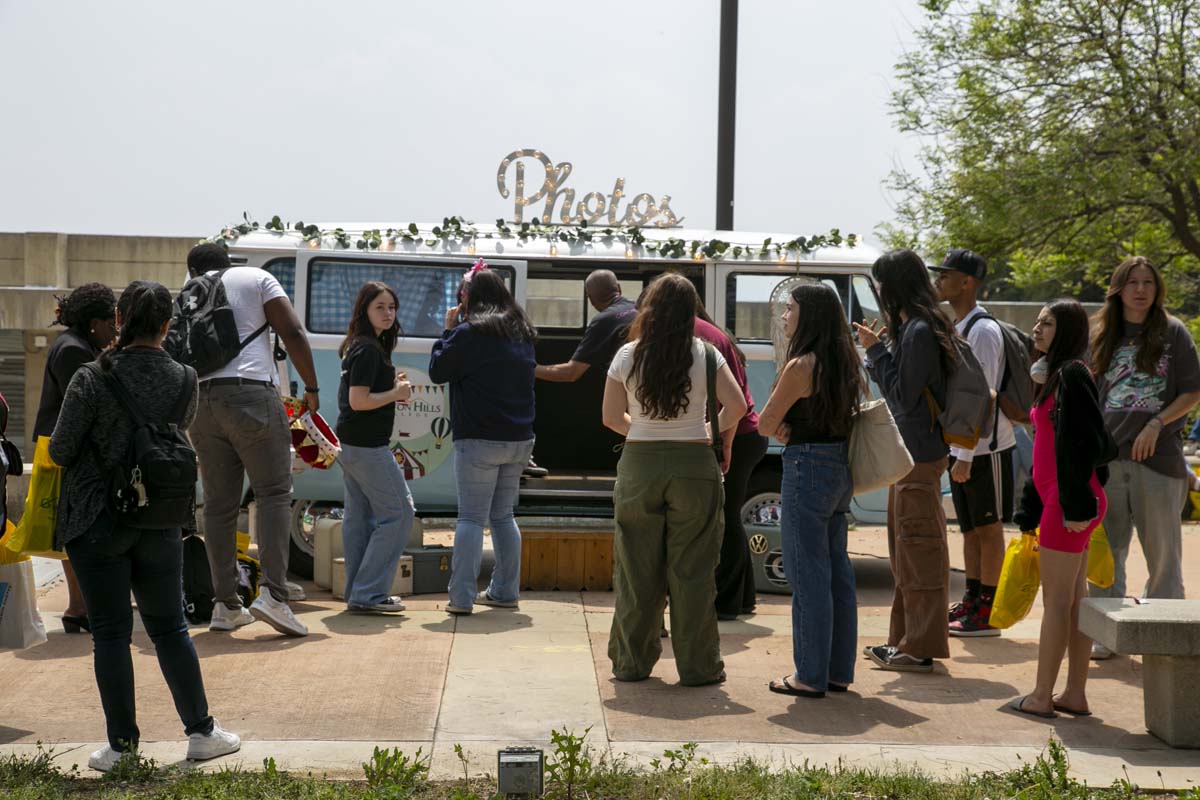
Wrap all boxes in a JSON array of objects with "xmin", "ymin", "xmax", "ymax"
[
  {"xmin": 308, "ymin": 259, "xmax": 467, "ymax": 337},
  {"xmin": 263, "ymin": 258, "xmax": 296, "ymax": 302}
]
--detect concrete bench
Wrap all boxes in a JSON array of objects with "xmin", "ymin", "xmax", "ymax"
[{"xmin": 1079, "ymin": 598, "xmax": 1200, "ymax": 748}]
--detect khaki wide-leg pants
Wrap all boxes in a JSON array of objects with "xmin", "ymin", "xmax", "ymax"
[{"xmin": 886, "ymin": 458, "xmax": 951, "ymax": 659}]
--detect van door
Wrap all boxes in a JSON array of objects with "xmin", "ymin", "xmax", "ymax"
[{"xmin": 291, "ymin": 250, "xmax": 527, "ymax": 519}]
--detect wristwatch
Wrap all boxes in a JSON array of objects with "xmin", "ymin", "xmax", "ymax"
[{"xmin": 304, "ymin": 386, "xmax": 320, "ymax": 394}]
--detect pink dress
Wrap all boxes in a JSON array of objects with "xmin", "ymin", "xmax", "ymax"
[{"xmin": 1030, "ymin": 394, "xmax": 1107, "ymax": 553}]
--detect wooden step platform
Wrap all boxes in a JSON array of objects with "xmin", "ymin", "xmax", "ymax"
[{"xmin": 520, "ymin": 530, "xmax": 613, "ymax": 591}]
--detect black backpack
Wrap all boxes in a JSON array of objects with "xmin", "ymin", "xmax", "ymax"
[
  {"xmin": 164, "ymin": 269, "xmax": 269, "ymax": 377},
  {"xmin": 964, "ymin": 312, "xmax": 1036, "ymax": 424},
  {"xmin": 84, "ymin": 362, "xmax": 198, "ymax": 529},
  {"xmin": 182, "ymin": 534, "xmax": 216, "ymax": 624}
]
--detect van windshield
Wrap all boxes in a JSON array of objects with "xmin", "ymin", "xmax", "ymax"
[{"xmin": 307, "ymin": 258, "xmax": 511, "ymax": 337}]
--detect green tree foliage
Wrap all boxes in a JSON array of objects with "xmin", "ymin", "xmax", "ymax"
[{"xmin": 887, "ymin": 0, "xmax": 1200, "ymax": 309}]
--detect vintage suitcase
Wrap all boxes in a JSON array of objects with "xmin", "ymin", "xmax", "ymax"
[{"xmin": 332, "ymin": 555, "xmax": 413, "ymax": 600}]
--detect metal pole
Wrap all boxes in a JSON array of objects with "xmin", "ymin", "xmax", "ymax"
[{"xmin": 715, "ymin": 0, "xmax": 738, "ymax": 231}]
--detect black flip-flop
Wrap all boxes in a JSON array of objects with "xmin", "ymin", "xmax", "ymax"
[
  {"xmin": 1008, "ymin": 697, "xmax": 1058, "ymax": 719},
  {"xmin": 768, "ymin": 676, "xmax": 825, "ymax": 698},
  {"xmin": 1053, "ymin": 703, "xmax": 1092, "ymax": 717},
  {"xmin": 828, "ymin": 682, "xmax": 850, "ymax": 693}
]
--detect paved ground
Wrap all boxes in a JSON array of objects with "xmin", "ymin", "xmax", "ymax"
[{"xmin": 2, "ymin": 523, "xmax": 1199, "ymax": 790}]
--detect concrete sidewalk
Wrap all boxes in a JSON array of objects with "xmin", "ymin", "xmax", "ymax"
[{"xmin": 2, "ymin": 524, "xmax": 1198, "ymax": 791}]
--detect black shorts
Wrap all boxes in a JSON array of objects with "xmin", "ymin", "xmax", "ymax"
[{"xmin": 949, "ymin": 448, "xmax": 1014, "ymax": 532}]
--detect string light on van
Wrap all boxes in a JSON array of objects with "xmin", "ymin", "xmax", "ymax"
[
  {"xmin": 549, "ymin": 242, "xmax": 558, "ymax": 257},
  {"xmin": 379, "ymin": 238, "xmax": 396, "ymax": 252},
  {"xmin": 306, "ymin": 238, "xmax": 321, "ymax": 249}
]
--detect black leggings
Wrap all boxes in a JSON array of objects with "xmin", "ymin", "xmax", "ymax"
[{"xmin": 715, "ymin": 431, "xmax": 769, "ymax": 615}]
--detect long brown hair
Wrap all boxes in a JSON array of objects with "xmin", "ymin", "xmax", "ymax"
[
  {"xmin": 339, "ymin": 281, "xmax": 401, "ymax": 358},
  {"xmin": 786, "ymin": 283, "xmax": 866, "ymax": 437},
  {"xmin": 1034, "ymin": 299, "xmax": 1092, "ymax": 404},
  {"xmin": 1090, "ymin": 256, "xmax": 1169, "ymax": 377},
  {"xmin": 871, "ymin": 249, "xmax": 959, "ymax": 374},
  {"xmin": 628, "ymin": 273, "xmax": 698, "ymax": 420}
]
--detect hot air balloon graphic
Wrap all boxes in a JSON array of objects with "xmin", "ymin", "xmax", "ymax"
[{"xmin": 431, "ymin": 416, "xmax": 451, "ymax": 449}]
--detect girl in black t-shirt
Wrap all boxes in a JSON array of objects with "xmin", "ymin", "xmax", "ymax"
[{"xmin": 335, "ymin": 282, "xmax": 415, "ymax": 614}]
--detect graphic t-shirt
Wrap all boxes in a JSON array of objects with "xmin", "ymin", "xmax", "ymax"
[
  {"xmin": 336, "ymin": 340, "xmax": 396, "ymax": 448},
  {"xmin": 1098, "ymin": 317, "xmax": 1200, "ymax": 478}
]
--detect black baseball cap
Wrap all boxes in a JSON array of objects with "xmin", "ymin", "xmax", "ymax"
[{"xmin": 930, "ymin": 248, "xmax": 987, "ymax": 281}]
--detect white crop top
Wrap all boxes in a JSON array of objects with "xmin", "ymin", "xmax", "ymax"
[{"xmin": 607, "ymin": 338, "xmax": 725, "ymax": 441}]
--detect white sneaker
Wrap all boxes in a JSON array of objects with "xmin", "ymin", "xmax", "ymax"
[
  {"xmin": 476, "ymin": 591, "xmax": 518, "ymax": 609},
  {"xmin": 349, "ymin": 596, "xmax": 406, "ymax": 614},
  {"xmin": 1091, "ymin": 642, "xmax": 1114, "ymax": 660},
  {"xmin": 88, "ymin": 744, "xmax": 134, "ymax": 773},
  {"xmin": 249, "ymin": 591, "xmax": 308, "ymax": 636},
  {"xmin": 285, "ymin": 581, "xmax": 307, "ymax": 601},
  {"xmin": 209, "ymin": 603, "xmax": 255, "ymax": 632},
  {"xmin": 187, "ymin": 719, "xmax": 241, "ymax": 761}
]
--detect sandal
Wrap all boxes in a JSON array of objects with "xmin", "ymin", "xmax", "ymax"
[
  {"xmin": 1052, "ymin": 702, "xmax": 1092, "ymax": 717},
  {"xmin": 1007, "ymin": 696, "xmax": 1057, "ymax": 719},
  {"xmin": 768, "ymin": 675, "xmax": 825, "ymax": 698}
]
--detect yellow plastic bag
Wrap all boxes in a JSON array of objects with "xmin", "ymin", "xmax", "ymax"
[
  {"xmin": 991, "ymin": 530, "xmax": 1041, "ymax": 629},
  {"xmin": 0, "ymin": 520, "xmax": 30, "ymax": 564},
  {"xmin": 1086, "ymin": 524, "xmax": 1115, "ymax": 589},
  {"xmin": 4, "ymin": 437, "xmax": 66, "ymax": 560}
]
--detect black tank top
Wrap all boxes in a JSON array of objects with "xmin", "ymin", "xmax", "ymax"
[{"xmin": 783, "ymin": 396, "xmax": 847, "ymax": 445}]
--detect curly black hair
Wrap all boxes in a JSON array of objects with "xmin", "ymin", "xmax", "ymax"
[{"xmin": 54, "ymin": 282, "xmax": 116, "ymax": 334}]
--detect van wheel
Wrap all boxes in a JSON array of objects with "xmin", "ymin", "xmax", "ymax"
[
  {"xmin": 288, "ymin": 500, "xmax": 330, "ymax": 580},
  {"xmin": 741, "ymin": 469, "xmax": 783, "ymax": 527}
]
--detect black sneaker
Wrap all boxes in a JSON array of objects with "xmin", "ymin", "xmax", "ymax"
[
  {"xmin": 948, "ymin": 594, "xmax": 975, "ymax": 624},
  {"xmin": 948, "ymin": 608, "xmax": 1000, "ymax": 637},
  {"xmin": 522, "ymin": 457, "xmax": 548, "ymax": 478},
  {"xmin": 865, "ymin": 644, "xmax": 934, "ymax": 673}
]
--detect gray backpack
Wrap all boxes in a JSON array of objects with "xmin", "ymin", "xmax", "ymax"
[
  {"xmin": 964, "ymin": 313, "xmax": 1035, "ymax": 424},
  {"xmin": 923, "ymin": 337, "xmax": 995, "ymax": 451}
]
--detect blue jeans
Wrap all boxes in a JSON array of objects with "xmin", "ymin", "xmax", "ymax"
[
  {"xmin": 65, "ymin": 515, "xmax": 213, "ymax": 751},
  {"xmin": 780, "ymin": 442, "xmax": 856, "ymax": 691},
  {"xmin": 339, "ymin": 443, "xmax": 416, "ymax": 607},
  {"xmin": 448, "ymin": 438, "xmax": 535, "ymax": 610}
]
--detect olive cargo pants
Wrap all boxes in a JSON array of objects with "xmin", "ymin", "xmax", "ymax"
[{"xmin": 608, "ymin": 442, "xmax": 725, "ymax": 685}]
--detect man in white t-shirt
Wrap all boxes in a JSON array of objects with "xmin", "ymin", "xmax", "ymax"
[
  {"xmin": 932, "ymin": 249, "xmax": 1016, "ymax": 638},
  {"xmin": 185, "ymin": 244, "xmax": 321, "ymax": 637}
]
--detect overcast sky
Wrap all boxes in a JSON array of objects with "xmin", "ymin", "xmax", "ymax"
[{"xmin": 0, "ymin": 1, "xmax": 927, "ymax": 244}]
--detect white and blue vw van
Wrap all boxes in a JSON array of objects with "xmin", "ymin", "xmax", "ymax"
[{"xmin": 224, "ymin": 224, "xmax": 891, "ymax": 580}]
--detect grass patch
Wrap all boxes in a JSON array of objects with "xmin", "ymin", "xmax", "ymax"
[{"xmin": 0, "ymin": 737, "xmax": 1188, "ymax": 799}]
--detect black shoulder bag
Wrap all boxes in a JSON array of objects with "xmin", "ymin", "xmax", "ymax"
[{"xmin": 704, "ymin": 343, "xmax": 725, "ymax": 468}]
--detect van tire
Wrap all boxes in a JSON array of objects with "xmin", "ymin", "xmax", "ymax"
[
  {"xmin": 287, "ymin": 500, "xmax": 325, "ymax": 580},
  {"xmin": 741, "ymin": 468, "xmax": 783, "ymax": 527}
]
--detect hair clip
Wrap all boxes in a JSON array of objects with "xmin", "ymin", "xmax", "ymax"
[{"xmin": 459, "ymin": 258, "xmax": 489, "ymax": 302}]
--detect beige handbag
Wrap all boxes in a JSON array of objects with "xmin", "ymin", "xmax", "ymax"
[{"xmin": 848, "ymin": 399, "xmax": 914, "ymax": 495}]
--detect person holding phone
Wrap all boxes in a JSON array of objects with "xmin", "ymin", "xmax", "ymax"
[{"xmin": 335, "ymin": 281, "xmax": 415, "ymax": 614}]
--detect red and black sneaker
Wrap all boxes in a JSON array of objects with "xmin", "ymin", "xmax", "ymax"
[
  {"xmin": 948, "ymin": 594, "xmax": 975, "ymax": 624},
  {"xmin": 949, "ymin": 604, "xmax": 1000, "ymax": 637}
]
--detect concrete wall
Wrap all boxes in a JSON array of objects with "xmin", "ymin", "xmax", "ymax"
[{"xmin": 0, "ymin": 231, "xmax": 198, "ymax": 447}]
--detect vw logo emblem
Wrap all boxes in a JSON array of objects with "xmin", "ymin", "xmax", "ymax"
[{"xmin": 748, "ymin": 533, "xmax": 769, "ymax": 555}]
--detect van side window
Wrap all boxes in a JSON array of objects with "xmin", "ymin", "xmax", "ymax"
[
  {"xmin": 263, "ymin": 257, "xmax": 296, "ymax": 302},
  {"xmin": 725, "ymin": 273, "xmax": 850, "ymax": 342},
  {"xmin": 307, "ymin": 259, "xmax": 511, "ymax": 337},
  {"xmin": 850, "ymin": 274, "xmax": 881, "ymax": 327},
  {"xmin": 528, "ymin": 277, "xmax": 586, "ymax": 328}
]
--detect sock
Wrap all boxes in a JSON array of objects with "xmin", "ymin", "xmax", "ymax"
[{"xmin": 966, "ymin": 578, "xmax": 982, "ymax": 599}]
